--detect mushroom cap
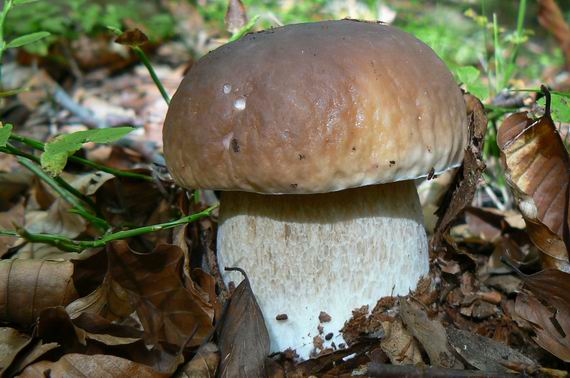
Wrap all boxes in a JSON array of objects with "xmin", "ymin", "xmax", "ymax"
[{"xmin": 163, "ymin": 19, "xmax": 468, "ymax": 194}]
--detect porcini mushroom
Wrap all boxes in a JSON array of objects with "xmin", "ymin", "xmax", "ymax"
[{"xmin": 163, "ymin": 20, "xmax": 467, "ymax": 358}]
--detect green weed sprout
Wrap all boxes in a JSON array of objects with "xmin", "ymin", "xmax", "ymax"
[{"xmin": 0, "ymin": 0, "xmax": 50, "ymax": 86}]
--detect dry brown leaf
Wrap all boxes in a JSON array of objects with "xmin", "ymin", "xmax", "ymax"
[
  {"xmin": 66, "ymin": 274, "xmax": 134, "ymax": 321},
  {"xmin": 399, "ymin": 299, "xmax": 462, "ymax": 368},
  {"xmin": 0, "ymin": 259, "xmax": 78, "ymax": 326},
  {"xmin": 37, "ymin": 307, "xmax": 88, "ymax": 353},
  {"xmin": 511, "ymin": 267, "xmax": 570, "ymax": 361},
  {"xmin": 20, "ymin": 353, "xmax": 168, "ymax": 378},
  {"xmin": 0, "ymin": 327, "xmax": 31, "ymax": 372},
  {"xmin": 0, "ymin": 171, "xmax": 32, "ymax": 210},
  {"xmin": 108, "ymin": 241, "xmax": 214, "ymax": 349},
  {"xmin": 8, "ymin": 341, "xmax": 59, "ymax": 376},
  {"xmin": 16, "ymin": 172, "xmax": 114, "ymax": 259},
  {"xmin": 218, "ymin": 268, "xmax": 269, "ymax": 377},
  {"xmin": 515, "ymin": 292, "xmax": 570, "ymax": 362},
  {"xmin": 498, "ymin": 105, "xmax": 570, "ymax": 269},
  {"xmin": 447, "ymin": 327, "xmax": 535, "ymax": 372},
  {"xmin": 431, "ymin": 93, "xmax": 488, "ymax": 251},
  {"xmin": 538, "ymin": 0, "xmax": 570, "ymax": 68},
  {"xmin": 379, "ymin": 319, "xmax": 424, "ymax": 366},
  {"xmin": 36, "ymin": 307, "xmax": 182, "ymax": 375},
  {"xmin": 225, "ymin": 0, "xmax": 248, "ymax": 34},
  {"xmin": 115, "ymin": 28, "xmax": 150, "ymax": 47},
  {"xmin": 175, "ymin": 342, "xmax": 219, "ymax": 378}
]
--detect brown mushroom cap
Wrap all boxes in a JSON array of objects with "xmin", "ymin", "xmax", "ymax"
[{"xmin": 163, "ymin": 19, "xmax": 468, "ymax": 194}]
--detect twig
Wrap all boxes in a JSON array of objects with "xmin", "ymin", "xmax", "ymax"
[
  {"xmin": 482, "ymin": 184, "xmax": 506, "ymax": 211},
  {"xmin": 1, "ymin": 204, "xmax": 218, "ymax": 253},
  {"xmin": 366, "ymin": 363, "xmax": 514, "ymax": 378},
  {"xmin": 52, "ymin": 84, "xmax": 107, "ymax": 129},
  {"xmin": 9, "ymin": 133, "xmax": 154, "ymax": 182},
  {"xmin": 17, "ymin": 157, "xmax": 110, "ymax": 232}
]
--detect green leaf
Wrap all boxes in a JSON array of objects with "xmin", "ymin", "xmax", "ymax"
[
  {"xmin": 538, "ymin": 94, "xmax": 570, "ymax": 124},
  {"xmin": 455, "ymin": 66, "xmax": 480, "ymax": 84},
  {"xmin": 40, "ymin": 127, "xmax": 134, "ymax": 176},
  {"xmin": 454, "ymin": 66, "xmax": 489, "ymax": 100},
  {"xmin": 13, "ymin": 0, "xmax": 41, "ymax": 5},
  {"xmin": 6, "ymin": 31, "xmax": 51, "ymax": 49},
  {"xmin": 0, "ymin": 124, "xmax": 13, "ymax": 147}
]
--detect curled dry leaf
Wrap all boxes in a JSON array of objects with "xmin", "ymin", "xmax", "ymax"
[
  {"xmin": 497, "ymin": 106, "xmax": 570, "ymax": 269},
  {"xmin": 108, "ymin": 241, "xmax": 214, "ymax": 349},
  {"xmin": 399, "ymin": 299, "xmax": 463, "ymax": 368},
  {"xmin": 115, "ymin": 28, "xmax": 149, "ymax": 47},
  {"xmin": 20, "ymin": 353, "xmax": 168, "ymax": 378},
  {"xmin": 431, "ymin": 93, "xmax": 487, "ymax": 250},
  {"xmin": 512, "ymin": 267, "xmax": 570, "ymax": 361},
  {"xmin": 72, "ymin": 312, "xmax": 143, "ymax": 346},
  {"xmin": 218, "ymin": 268, "xmax": 269, "ymax": 378},
  {"xmin": 446, "ymin": 327, "xmax": 535, "ymax": 372},
  {"xmin": 0, "ymin": 259, "xmax": 78, "ymax": 326},
  {"xmin": 66, "ymin": 274, "xmax": 134, "ymax": 322}
]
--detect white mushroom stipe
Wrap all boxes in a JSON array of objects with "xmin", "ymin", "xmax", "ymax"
[
  {"xmin": 233, "ymin": 98, "xmax": 246, "ymax": 110},
  {"xmin": 217, "ymin": 180, "xmax": 429, "ymax": 359}
]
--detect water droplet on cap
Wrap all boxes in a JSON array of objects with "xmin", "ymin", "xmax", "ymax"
[{"xmin": 234, "ymin": 98, "xmax": 246, "ymax": 110}]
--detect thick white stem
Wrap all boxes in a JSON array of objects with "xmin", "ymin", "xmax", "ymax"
[{"xmin": 217, "ymin": 180, "xmax": 428, "ymax": 359}]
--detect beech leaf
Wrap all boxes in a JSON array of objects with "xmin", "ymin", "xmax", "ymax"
[
  {"xmin": 108, "ymin": 241, "xmax": 214, "ymax": 348},
  {"xmin": 497, "ymin": 91, "xmax": 570, "ymax": 268},
  {"xmin": 218, "ymin": 267, "xmax": 269, "ymax": 377},
  {"xmin": 20, "ymin": 353, "xmax": 168, "ymax": 378},
  {"xmin": 0, "ymin": 259, "xmax": 78, "ymax": 326}
]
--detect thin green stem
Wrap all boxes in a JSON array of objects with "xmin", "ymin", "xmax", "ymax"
[
  {"xmin": 1, "ymin": 204, "xmax": 218, "ymax": 253},
  {"xmin": 8, "ymin": 133, "xmax": 154, "ymax": 182},
  {"xmin": 492, "ymin": 13, "xmax": 501, "ymax": 95},
  {"xmin": 0, "ymin": 0, "xmax": 13, "ymax": 86},
  {"xmin": 17, "ymin": 157, "xmax": 110, "ymax": 232},
  {"xmin": 503, "ymin": 0, "xmax": 527, "ymax": 88},
  {"xmin": 132, "ymin": 46, "xmax": 170, "ymax": 105},
  {"xmin": 1, "ymin": 144, "xmax": 99, "ymax": 213}
]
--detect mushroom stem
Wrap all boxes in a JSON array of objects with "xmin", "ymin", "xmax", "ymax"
[{"xmin": 217, "ymin": 180, "xmax": 429, "ymax": 359}]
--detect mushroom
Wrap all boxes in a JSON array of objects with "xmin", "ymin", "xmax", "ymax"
[{"xmin": 163, "ymin": 20, "xmax": 467, "ymax": 358}]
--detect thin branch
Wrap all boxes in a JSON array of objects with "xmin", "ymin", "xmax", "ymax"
[{"xmin": 366, "ymin": 363, "xmax": 513, "ymax": 378}]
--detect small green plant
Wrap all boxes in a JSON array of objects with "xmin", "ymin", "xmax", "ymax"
[
  {"xmin": 40, "ymin": 127, "xmax": 135, "ymax": 176},
  {"xmin": 0, "ymin": 3, "xmax": 213, "ymax": 253},
  {"xmin": 0, "ymin": 0, "xmax": 50, "ymax": 85},
  {"xmin": 4, "ymin": 0, "xmax": 175, "ymax": 57}
]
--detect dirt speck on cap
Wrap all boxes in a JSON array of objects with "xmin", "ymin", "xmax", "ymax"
[{"xmin": 319, "ymin": 311, "xmax": 332, "ymax": 323}]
